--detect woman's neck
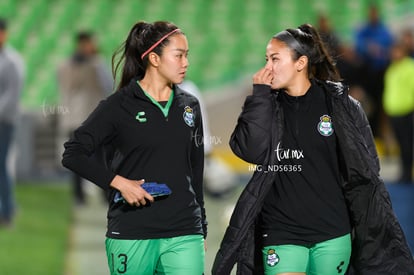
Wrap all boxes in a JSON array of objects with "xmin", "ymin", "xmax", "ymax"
[
  {"xmin": 285, "ymin": 79, "xmax": 312, "ymax": 97},
  {"xmin": 139, "ymin": 73, "xmax": 172, "ymax": 101}
]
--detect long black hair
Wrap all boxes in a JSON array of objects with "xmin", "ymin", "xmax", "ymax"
[
  {"xmin": 273, "ymin": 23, "xmax": 341, "ymax": 81},
  {"xmin": 112, "ymin": 21, "xmax": 183, "ymax": 90}
]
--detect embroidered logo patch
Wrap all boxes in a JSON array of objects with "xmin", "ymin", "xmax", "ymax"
[
  {"xmin": 266, "ymin": 249, "xmax": 280, "ymax": 267},
  {"xmin": 317, "ymin": 115, "xmax": 334, "ymax": 136},
  {"xmin": 136, "ymin": 111, "xmax": 147, "ymax": 123},
  {"xmin": 183, "ymin": 106, "xmax": 195, "ymax": 127}
]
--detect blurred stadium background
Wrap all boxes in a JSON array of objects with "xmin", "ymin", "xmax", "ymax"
[
  {"xmin": 0, "ymin": 0, "xmax": 414, "ymax": 274},
  {"xmin": 1, "ymin": 0, "xmax": 413, "ymax": 107}
]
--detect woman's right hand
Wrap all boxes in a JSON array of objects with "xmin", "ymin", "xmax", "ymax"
[
  {"xmin": 253, "ymin": 67, "xmax": 273, "ymax": 86},
  {"xmin": 110, "ymin": 175, "xmax": 154, "ymax": 207}
]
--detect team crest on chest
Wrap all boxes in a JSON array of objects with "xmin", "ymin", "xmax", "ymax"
[
  {"xmin": 317, "ymin": 115, "xmax": 334, "ymax": 136},
  {"xmin": 266, "ymin": 249, "xmax": 280, "ymax": 267},
  {"xmin": 183, "ymin": 106, "xmax": 195, "ymax": 127}
]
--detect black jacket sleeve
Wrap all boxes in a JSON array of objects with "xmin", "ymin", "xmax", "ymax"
[
  {"xmin": 190, "ymin": 100, "xmax": 207, "ymax": 237},
  {"xmin": 229, "ymin": 85, "xmax": 274, "ymax": 164},
  {"xmin": 61, "ymin": 97, "xmax": 118, "ymax": 189},
  {"xmin": 348, "ymin": 95, "xmax": 380, "ymax": 175}
]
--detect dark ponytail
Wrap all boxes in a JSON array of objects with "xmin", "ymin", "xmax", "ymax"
[
  {"xmin": 112, "ymin": 21, "xmax": 182, "ymax": 90},
  {"xmin": 273, "ymin": 23, "xmax": 341, "ymax": 82}
]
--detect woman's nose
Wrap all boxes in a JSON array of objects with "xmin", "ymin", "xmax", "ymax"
[{"xmin": 264, "ymin": 61, "xmax": 272, "ymax": 71}]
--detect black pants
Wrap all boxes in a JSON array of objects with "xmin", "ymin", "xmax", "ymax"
[
  {"xmin": 390, "ymin": 112, "xmax": 414, "ymax": 182},
  {"xmin": 73, "ymin": 172, "xmax": 85, "ymax": 204},
  {"xmin": 360, "ymin": 66, "xmax": 386, "ymax": 137}
]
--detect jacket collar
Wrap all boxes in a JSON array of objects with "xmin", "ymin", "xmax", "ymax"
[
  {"xmin": 314, "ymin": 78, "xmax": 348, "ymax": 98},
  {"xmin": 126, "ymin": 77, "xmax": 186, "ymax": 100},
  {"xmin": 119, "ymin": 78, "xmax": 190, "ymax": 116},
  {"xmin": 271, "ymin": 78, "xmax": 347, "ymax": 97}
]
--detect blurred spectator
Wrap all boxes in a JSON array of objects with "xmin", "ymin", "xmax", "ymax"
[
  {"xmin": 401, "ymin": 28, "xmax": 414, "ymax": 58},
  {"xmin": 336, "ymin": 44, "xmax": 363, "ymax": 86},
  {"xmin": 316, "ymin": 14, "xmax": 374, "ymax": 117},
  {"xmin": 355, "ymin": 4, "xmax": 393, "ymax": 137},
  {"xmin": 336, "ymin": 44, "xmax": 373, "ymax": 116},
  {"xmin": 57, "ymin": 31, "xmax": 113, "ymax": 205},
  {"xmin": 0, "ymin": 18, "xmax": 25, "ymax": 228},
  {"xmin": 383, "ymin": 41, "xmax": 414, "ymax": 183},
  {"xmin": 317, "ymin": 13, "xmax": 341, "ymax": 57}
]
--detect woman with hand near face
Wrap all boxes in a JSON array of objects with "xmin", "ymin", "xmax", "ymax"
[
  {"xmin": 62, "ymin": 21, "xmax": 207, "ymax": 275},
  {"xmin": 213, "ymin": 23, "xmax": 414, "ymax": 275}
]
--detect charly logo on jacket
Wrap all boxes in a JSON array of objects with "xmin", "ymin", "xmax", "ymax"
[
  {"xmin": 266, "ymin": 248, "xmax": 280, "ymax": 267},
  {"xmin": 183, "ymin": 106, "xmax": 195, "ymax": 127},
  {"xmin": 317, "ymin": 115, "xmax": 334, "ymax": 136},
  {"xmin": 136, "ymin": 111, "xmax": 147, "ymax": 123}
]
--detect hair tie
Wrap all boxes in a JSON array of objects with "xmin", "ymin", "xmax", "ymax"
[{"xmin": 141, "ymin": 28, "xmax": 181, "ymax": 60}]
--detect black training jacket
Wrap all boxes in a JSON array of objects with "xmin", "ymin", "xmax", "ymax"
[
  {"xmin": 212, "ymin": 80, "xmax": 414, "ymax": 275},
  {"xmin": 62, "ymin": 78, "xmax": 207, "ymax": 239}
]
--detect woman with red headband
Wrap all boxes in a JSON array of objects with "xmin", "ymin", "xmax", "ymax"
[{"xmin": 62, "ymin": 21, "xmax": 207, "ymax": 275}]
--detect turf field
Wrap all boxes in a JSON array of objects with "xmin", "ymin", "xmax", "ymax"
[{"xmin": 0, "ymin": 182, "xmax": 71, "ymax": 275}]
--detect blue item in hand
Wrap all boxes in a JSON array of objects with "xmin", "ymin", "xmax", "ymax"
[{"xmin": 113, "ymin": 182, "xmax": 172, "ymax": 203}]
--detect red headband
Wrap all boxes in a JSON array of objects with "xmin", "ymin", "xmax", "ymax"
[{"xmin": 141, "ymin": 28, "xmax": 181, "ymax": 60}]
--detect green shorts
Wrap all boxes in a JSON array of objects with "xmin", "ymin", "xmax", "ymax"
[
  {"xmin": 263, "ymin": 233, "xmax": 351, "ymax": 275},
  {"xmin": 106, "ymin": 235, "xmax": 204, "ymax": 275}
]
